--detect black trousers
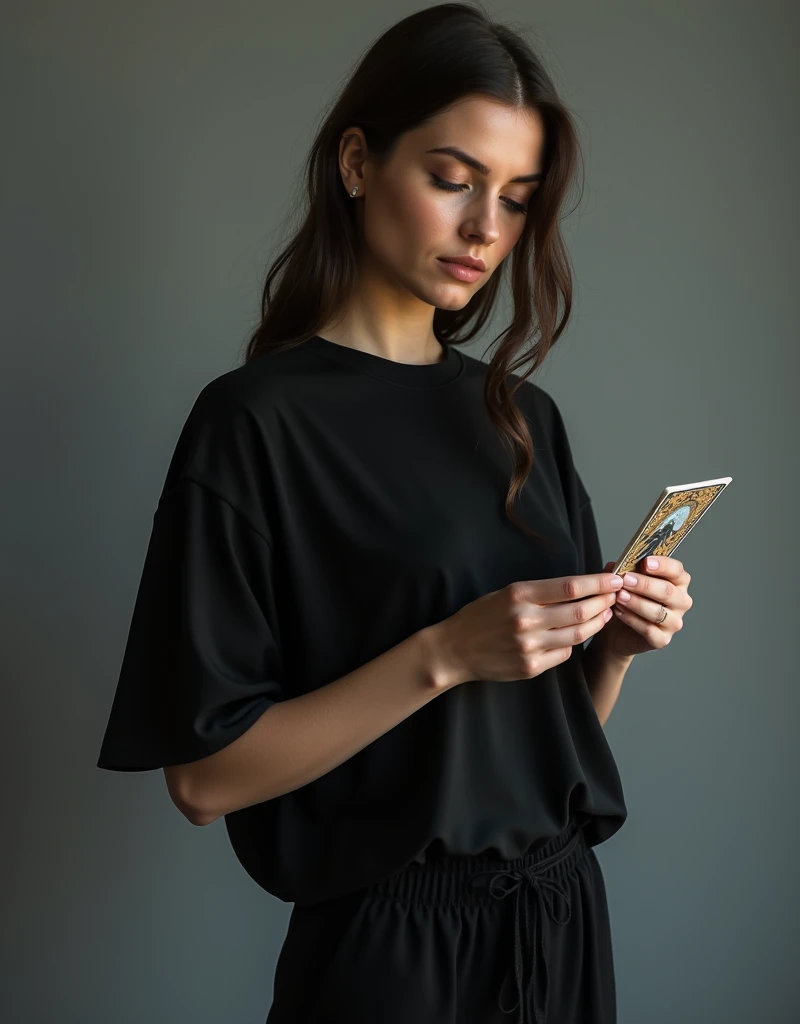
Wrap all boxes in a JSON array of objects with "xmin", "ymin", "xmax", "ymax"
[{"xmin": 266, "ymin": 816, "xmax": 617, "ymax": 1024}]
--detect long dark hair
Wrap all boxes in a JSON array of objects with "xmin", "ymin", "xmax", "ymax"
[{"xmin": 243, "ymin": 2, "xmax": 583, "ymax": 537}]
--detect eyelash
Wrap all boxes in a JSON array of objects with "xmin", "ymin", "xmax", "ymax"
[{"xmin": 429, "ymin": 173, "xmax": 529, "ymax": 216}]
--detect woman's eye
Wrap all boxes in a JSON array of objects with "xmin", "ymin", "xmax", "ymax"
[{"xmin": 429, "ymin": 173, "xmax": 528, "ymax": 216}]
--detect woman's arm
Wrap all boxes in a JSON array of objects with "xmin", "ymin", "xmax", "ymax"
[
  {"xmin": 169, "ymin": 623, "xmax": 459, "ymax": 826},
  {"xmin": 582, "ymin": 633, "xmax": 634, "ymax": 728}
]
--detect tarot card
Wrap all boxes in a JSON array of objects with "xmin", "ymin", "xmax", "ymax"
[{"xmin": 611, "ymin": 476, "xmax": 732, "ymax": 576}]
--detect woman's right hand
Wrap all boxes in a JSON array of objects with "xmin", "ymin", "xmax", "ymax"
[{"xmin": 428, "ymin": 572, "xmax": 625, "ymax": 689}]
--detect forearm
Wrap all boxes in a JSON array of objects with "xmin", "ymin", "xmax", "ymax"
[
  {"xmin": 181, "ymin": 624, "xmax": 458, "ymax": 825},
  {"xmin": 582, "ymin": 636, "xmax": 634, "ymax": 728}
]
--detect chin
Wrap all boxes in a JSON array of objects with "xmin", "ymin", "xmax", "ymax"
[
  {"xmin": 431, "ymin": 287, "xmax": 475, "ymax": 310},
  {"xmin": 416, "ymin": 275, "xmax": 474, "ymax": 304}
]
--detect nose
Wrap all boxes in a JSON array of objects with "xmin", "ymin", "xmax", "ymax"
[{"xmin": 461, "ymin": 206, "xmax": 500, "ymax": 247}]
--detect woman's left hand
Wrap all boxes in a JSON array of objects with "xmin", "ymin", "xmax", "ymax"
[{"xmin": 598, "ymin": 555, "xmax": 693, "ymax": 659}]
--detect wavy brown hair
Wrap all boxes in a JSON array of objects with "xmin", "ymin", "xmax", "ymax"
[{"xmin": 243, "ymin": 2, "xmax": 584, "ymax": 538}]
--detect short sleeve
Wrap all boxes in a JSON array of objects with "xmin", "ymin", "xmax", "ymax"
[
  {"xmin": 569, "ymin": 459, "xmax": 607, "ymax": 654},
  {"xmin": 575, "ymin": 486, "xmax": 604, "ymax": 578},
  {"xmin": 536, "ymin": 385, "xmax": 605, "ymax": 581},
  {"xmin": 96, "ymin": 477, "xmax": 285, "ymax": 772}
]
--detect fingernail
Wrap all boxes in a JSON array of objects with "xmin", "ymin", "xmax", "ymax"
[{"xmin": 610, "ymin": 575, "xmax": 623, "ymax": 587}]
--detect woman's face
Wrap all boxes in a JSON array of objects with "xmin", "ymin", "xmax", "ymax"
[{"xmin": 344, "ymin": 95, "xmax": 545, "ymax": 312}]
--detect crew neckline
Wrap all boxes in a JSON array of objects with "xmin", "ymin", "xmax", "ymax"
[{"xmin": 304, "ymin": 334, "xmax": 465, "ymax": 389}]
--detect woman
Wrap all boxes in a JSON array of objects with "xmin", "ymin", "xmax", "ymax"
[{"xmin": 97, "ymin": 4, "xmax": 694, "ymax": 1022}]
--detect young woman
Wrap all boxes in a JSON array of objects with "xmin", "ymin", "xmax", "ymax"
[{"xmin": 97, "ymin": 4, "xmax": 693, "ymax": 1022}]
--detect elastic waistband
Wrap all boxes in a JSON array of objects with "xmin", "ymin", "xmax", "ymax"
[{"xmin": 366, "ymin": 817, "xmax": 588, "ymax": 907}]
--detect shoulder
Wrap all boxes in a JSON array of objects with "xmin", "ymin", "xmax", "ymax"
[
  {"xmin": 193, "ymin": 342, "xmax": 320, "ymax": 419},
  {"xmin": 180, "ymin": 341, "xmax": 329, "ymax": 455},
  {"xmin": 161, "ymin": 344, "xmax": 320, "ymax": 516}
]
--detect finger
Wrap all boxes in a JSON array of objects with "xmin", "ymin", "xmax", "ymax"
[
  {"xmin": 636, "ymin": 555, "xmax": 685, "ymax": 580},
  {"xmin": 614, "ymin": 589, "xmax": 671, "ymax": 624},
  {"xmin": 621, "ymin": 569, "xmax": 678, "ymax": 606},
  {"xmin": 528, "ymin": 571, "xmax": 624, "ymax": 606},
  {"xmin": 520, "ymin": 642, "xmax": 577, "ymax": 678},
  {"xmin": 613, "ymin": 604, "xmax": 672, "ymax": 647},
  {"xmin": 648, "ymin": 556, "xmax": 693, "ymax": 590},
  {"xmin": 542, "ymin": 590, "xmax": 618, "ymax": 631},
  {"xmin": 541, "ymin": 603, "xmax": 614, "ymax": 651}
]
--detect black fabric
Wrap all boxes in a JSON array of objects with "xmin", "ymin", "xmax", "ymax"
[
  {"xmin": 97, "ymin": 334, "xmax": 627, "ymax": 905},
  {"xmin": 265, "ymin": 814, "xmax": 616, "ymax": 1024}
]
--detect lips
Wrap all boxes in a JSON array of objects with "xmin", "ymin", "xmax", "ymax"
[
  {"xmin": 436, "ymin": 258, "xmax": 485, "ymax": 283},
  {"xmin": 438, "ymin": 255, "xmax": 486, "ymax": 272}
]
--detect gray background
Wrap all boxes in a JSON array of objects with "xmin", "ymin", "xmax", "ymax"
[{"xmin": 3, "ymin": 1, "xmax": 797, "ymax": 1021}]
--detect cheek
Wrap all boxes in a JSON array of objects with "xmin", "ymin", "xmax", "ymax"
[{"xmin": 365, "ymin": 181, "xmax": 449, "ymax": 260}]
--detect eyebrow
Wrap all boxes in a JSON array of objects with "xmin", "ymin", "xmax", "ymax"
[{"xmin": 425, "ymin": 146, "xmax": 542, "ymax": 183}]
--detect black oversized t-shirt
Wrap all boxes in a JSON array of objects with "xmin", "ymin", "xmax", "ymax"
[{"xmin": 97, "ymin": 335, "xmax": 627, "ymax": 905}]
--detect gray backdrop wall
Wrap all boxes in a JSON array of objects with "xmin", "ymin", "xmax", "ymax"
[{"xmin": 3, "ymin": 2, "xmax": 797, "ymax": 1021}]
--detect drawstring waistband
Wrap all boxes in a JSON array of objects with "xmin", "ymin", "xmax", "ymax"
[
  {"xmin": 365, "ymin": 816, "xmax": 589, "ymax": 1024},
  {"xmin": 467, "ymin": 826, "xmax": 583, "ymax": 1024}
]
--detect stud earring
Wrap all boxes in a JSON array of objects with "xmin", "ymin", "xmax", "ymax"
[{"xmin": 349, "ymin": 186, "xmax": 359, "ymax": 197}]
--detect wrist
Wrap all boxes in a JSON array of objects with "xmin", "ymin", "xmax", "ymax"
[
  {"xmin": 416, "ymin": 622, "xmax": 466, "ymax": 692},
  {"xmin": 586, "ymin": 631, "xmax": 635, "ymax": 669}
]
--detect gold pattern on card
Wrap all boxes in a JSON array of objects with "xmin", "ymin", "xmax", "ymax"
[{"xmin": 612, "ymin": 479, "xmax": 732, "ymax": 575}]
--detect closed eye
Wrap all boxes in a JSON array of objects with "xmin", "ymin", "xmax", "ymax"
[{"xmin": 429, "ymin": 173, "xmax": 529, "ymax": 216}]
